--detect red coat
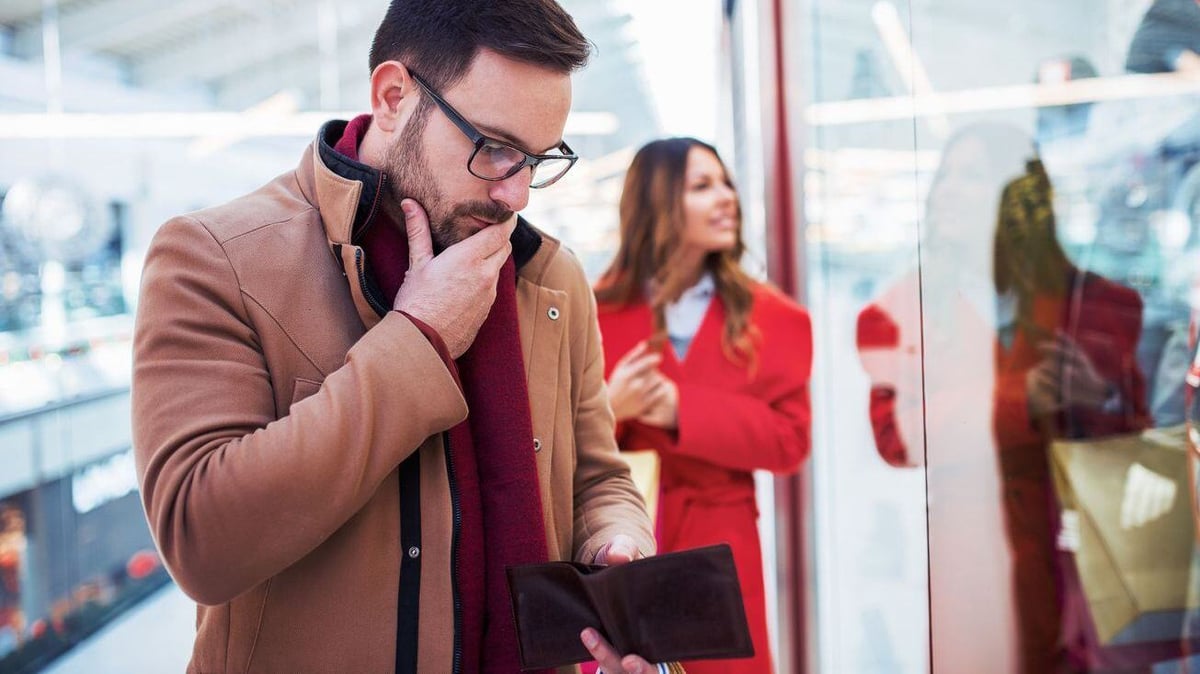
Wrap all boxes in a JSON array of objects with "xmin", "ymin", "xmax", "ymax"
[{"xmin": 597, "ymin": 284, "xmax": 812, "ymax": 674}]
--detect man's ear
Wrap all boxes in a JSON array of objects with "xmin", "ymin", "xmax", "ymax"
[{"xmin": 370, "ymin": 61, "xmax": 415, "ymax": 134}]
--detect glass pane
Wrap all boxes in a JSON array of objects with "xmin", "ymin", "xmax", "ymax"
[
  {"xmin": 804, "ymin": 0, "xmax": 931, "ymax": 670},
  {"xmin": 806, "ymin": 0, "xmax": 1200, "ymax": 671}
]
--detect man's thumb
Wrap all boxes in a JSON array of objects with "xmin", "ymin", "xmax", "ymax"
[
  {"xmin": 595, "ymin": 534, "xmax": 639, "ymax": 566},
  {"xmin": 402, "ymin": 199, "xmax": 434, "ymax": 266}
]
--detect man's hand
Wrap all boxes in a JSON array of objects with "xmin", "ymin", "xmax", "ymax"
[
  {"xmin": 593, "ymin": 533, "xmax": 640, "ymax": 566},
  {"xmin": 607, "ymin": 342, "xmax": 665, "ymax": 422},
  {"xmin": 580, "ymin": 628, "xmax": 659, "ymax": 674},
  {"xmin": 392, "ymin": 199, "xmax": 516, "ymax": 358},
  {"xmin": 584, "ymin": 536, "xmax": 679, "ymax": 674}
]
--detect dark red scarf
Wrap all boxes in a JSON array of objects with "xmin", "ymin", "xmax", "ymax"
[{"xmin": 335, "ymin": 116, "xmax": 550, "ymax": 673}]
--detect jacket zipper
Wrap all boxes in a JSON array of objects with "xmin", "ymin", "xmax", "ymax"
[
  {"xmin": 444, "ymin": 430, "xmax": 464, "ymax": 674},
  {"xmin": 364, "ymin": 173, "xmax": 386, "ymax": 232},
  {"xmin": 354, "ymin": 248, "xmax": 387, "ymax": 315},
  {"xmin": 352, "ymin": 173, "xmax": 389, "ymax": 316}
]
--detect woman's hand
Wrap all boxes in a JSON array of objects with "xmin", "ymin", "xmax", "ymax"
[
  {"xmin": 637, "ymin": 376, "xmax": 679, "ymax": 430},
  {"xmin": 1027, "ymin": 334, "xmax": 1112, "ymax": 415},
  {"xmin": 607, "ymin": 341, "xmax": 665, "ymax": 422}
]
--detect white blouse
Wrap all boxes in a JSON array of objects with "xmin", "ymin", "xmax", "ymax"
[{"xmin": 664, "ymin": 272, "xmax": 716, "ymax": 360}]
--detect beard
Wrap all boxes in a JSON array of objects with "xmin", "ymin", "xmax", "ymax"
[{"xmin": 383, "ymin": 111, "xmax": 514, "ymax": 251}]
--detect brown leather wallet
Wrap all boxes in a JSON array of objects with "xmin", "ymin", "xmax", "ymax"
[{"xmin": 505, "ymin": 543, "xmax": 754, "ymax": 670}]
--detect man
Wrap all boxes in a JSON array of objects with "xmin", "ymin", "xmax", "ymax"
[{"xmin": 131, "ymin": 2, "xmax": 658, "ymax": 672}]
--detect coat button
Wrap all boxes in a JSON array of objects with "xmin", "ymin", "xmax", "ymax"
[
  {"xmin": 547, "ymin": 307, "xmax": 560, "ymax": 321},
  {"xmin": 408, "ymin": 546, "xmax": 420, "ymax": 559},
  {"xmin": 533, "ymin": 438, "xmax": 542, "ymax": 453}
]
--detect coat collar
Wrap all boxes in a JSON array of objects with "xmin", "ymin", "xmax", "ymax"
[{"xmin": 306, "ymin": 119, "xmax": 548, "ymax": 280}]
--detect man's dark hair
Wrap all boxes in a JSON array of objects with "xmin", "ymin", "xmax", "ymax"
[{"xmin": 369, "ymin": 1, "xmax": 591, "ymax": 90}]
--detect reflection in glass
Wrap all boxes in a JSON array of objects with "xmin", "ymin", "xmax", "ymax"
[
  {"xmin": 858, "ymin": 124, "xmax": 1038, "ymax": 672},
  {"xmin": 994, "ymin": 158, "xmax": 1157, "ymax": 672},
  {"xmin": 0, "ymin": 504, "xmax": 27, "ymax": 656},
  {"xmin": 1126, "ymin": 0, "xmax": 1200, "ymax": 75}
]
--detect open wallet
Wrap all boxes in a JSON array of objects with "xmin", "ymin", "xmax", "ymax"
[{"xmin": 505, "ymin": 543, "xmax": 754, "ymax": 670}]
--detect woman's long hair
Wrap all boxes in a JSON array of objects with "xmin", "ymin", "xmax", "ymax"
[
  {"xmin": 595, "ymin": 137, "xmax": 759, "ymax": 368},
  {"xmin": 993, "ymin": 158, "xmax": 1076, "ymax": 334}
]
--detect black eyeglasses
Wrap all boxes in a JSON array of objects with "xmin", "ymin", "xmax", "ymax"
[{"xmin": 409, "ymin": 70, "xmax": 578, "ymax": 189}]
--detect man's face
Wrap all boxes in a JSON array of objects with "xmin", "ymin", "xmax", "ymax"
[{"xmin": 384, "ymin": 49, "xmax": 573, "ymax": 249}]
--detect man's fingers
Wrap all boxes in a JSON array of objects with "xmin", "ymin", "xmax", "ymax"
[
  {"xmin": 498, "ymin": 213, "xmax": 519, "ymax": 240},
  {"xmin": 481, "ymin": 236, "xmax": 514, "ymax": 266},
  {"xmin": 477, "ymin": 245, "xmax": 513, "ymax": 287},
  {"xmin": 595, "ymin": 534, "xmax": 639, "ymax": 566},
  {"xmin": 621, "ymin": 655, "xmax": 656, "ymax": 674},
  {"xmin": 451, "ymin": 222, "xmax": 511, "ymax": 261},
  {"xmin": 401, "ymin": 199, "xmax": 434, "ymax": 268},
  {"xmin": 581, "ymin": 628, "xmax": 628, "ymax": 674}
]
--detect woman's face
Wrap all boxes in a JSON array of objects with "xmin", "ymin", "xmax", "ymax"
[
  {"xmin": 926, "ymin": 137, "xmax": 998, "ymax": 251},
  {"xmin": 679, "ymin": 147, "xmax": 740, "ymax": 256}
]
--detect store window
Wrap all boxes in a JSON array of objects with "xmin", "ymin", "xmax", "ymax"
[{"xmin": 802, "ymin": 0, "xmax": 1200, "ymax": 671}]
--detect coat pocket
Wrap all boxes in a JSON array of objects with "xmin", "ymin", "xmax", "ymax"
[{"xmin": 286, "ymin": 377, "xmax": 323, "ymax": 414}]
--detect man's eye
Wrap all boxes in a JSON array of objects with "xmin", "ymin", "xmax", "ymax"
[{"xmin": 481, "ymin": 141, "xmax": 512, "ymax": 156}]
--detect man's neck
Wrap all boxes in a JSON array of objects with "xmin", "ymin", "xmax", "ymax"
[
  {"xmin": 357, "ymin": 119, "xmax": 387, "ymax": 170},
  {"xmin": 353, "ymin": 119, "xmax": 407, "ymax": 226}
]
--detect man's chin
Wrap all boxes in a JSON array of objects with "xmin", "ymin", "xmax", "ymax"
[{"xmin": 430, "ymin": 222, "xmax": 472, "ymax": 252}]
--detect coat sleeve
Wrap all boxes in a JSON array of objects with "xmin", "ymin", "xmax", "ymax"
[
  {"xmin": 132, "ymin": 216, "xmax": 468, "ymax": 605},
  {"xmin": 856, "ymin": 302, "xmax": 923, "ymax": 467},
  {"xmin": 569, "ymin": 270, "xmax": 656, "ymax": 564}
]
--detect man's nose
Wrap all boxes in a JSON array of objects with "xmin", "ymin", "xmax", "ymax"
[{"xmin": 488, "ymin": 167, "xmax": 532, "ymax": 213}]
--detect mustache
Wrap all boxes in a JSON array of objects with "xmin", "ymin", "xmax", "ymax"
[{"xmin": 451, "ymin": 200, "xmax": 513, "ymax": 224}]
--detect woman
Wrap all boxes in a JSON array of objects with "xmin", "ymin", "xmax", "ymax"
[
  {"xmin": 992, "ymin": 158, "xmax": 1156, "ymax": 673},
  {"xmin": 594, "ymin": 137, "xmax": 812, "ymax": 674}
]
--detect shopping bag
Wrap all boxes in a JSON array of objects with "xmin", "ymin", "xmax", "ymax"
[
  {"xmin": 621, "ymin": 449, "xmax": 660, "ymax": 528},
  {"xmin": 1050, "ymin": 425, "xmax": 1198, "ymax": 645}
]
